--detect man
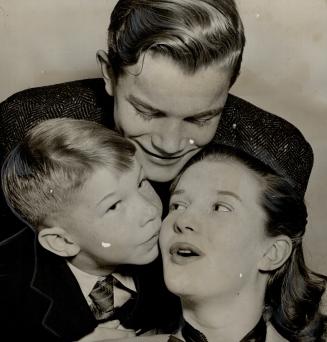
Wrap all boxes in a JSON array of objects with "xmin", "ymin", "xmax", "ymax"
[{"xmin": 96, "ymin": 0, "xmax": 245, "ymax": 182}]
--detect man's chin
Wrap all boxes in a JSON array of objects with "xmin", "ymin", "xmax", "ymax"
[
  {"xmin": 140, "ymin": 155, "xmax": 188, "ymax": 182},
  {"xmin": 146, "ymin": 167, "xmax": 181, "ymax": 183}
]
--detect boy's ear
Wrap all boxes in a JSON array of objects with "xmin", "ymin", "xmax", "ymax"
[
  {"xmin": 96, "ymin": 49, "xmax": 115, "ymax": 96},
  {"xmin": 38, "ymin": 227, "xmax": 80, "ymax": 257},
  {"xmin": 258, "ymin": 236, "xmax": 292, "ymax": 271}
]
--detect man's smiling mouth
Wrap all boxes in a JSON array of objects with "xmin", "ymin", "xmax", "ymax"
[{"xmin": 134, "ymin": 140, "xmax": 198, "ymax": 160}]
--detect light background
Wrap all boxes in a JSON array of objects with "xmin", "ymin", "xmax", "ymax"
[{"xmin": 0, "ymin": 0, "xmax": 326, "ymax": 274}]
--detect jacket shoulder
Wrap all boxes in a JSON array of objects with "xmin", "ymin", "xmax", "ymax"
[{"xmin": 0, "ymin": 78, "xmax": 113, "ymax": 155}]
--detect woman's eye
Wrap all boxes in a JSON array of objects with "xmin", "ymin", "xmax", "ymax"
[
  {"xmin": 213, "ymin": 203, "xmax": 231, "ymax": 212},
  {"xmin": 169, "ymin": 203, "xmax": 186, "ymax": 211},
  {"xmin": 106, "ymin": 201, "xmax": 121, "ymax": 213}
]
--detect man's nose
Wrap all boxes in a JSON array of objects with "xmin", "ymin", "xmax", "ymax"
[{"xmin": 151, "ymin": 121, "xmax": 188, "ymax": 155}]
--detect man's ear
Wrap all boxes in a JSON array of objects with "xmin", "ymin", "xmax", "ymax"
[
  {"xmin": 258, "ymin": 236, "xmax": 293, "ymax": 271},
  {"xmin": 38, "ymin": 227, "xmax": 80, "ymax": 257},
  {"xmin": 96, "ymin": 49, "xmax": 115, "ymax": 96}
]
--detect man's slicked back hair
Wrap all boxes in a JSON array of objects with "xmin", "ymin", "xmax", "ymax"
[{"xmin": 108, "ymin": 0, "xmax": 245, "ymax": 87}]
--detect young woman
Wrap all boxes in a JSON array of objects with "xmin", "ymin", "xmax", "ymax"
[{"xmin": 159, "ymin": 145, "xmax": 327, "ymax": 341}]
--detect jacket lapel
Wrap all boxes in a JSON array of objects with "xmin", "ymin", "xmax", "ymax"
[{"xmin": 31, "ymin": 238, "xmax": 97, "ymax": 340}]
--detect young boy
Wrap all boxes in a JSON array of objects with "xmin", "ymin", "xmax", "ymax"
[{"xmin": 0, "ymin": 118, "xmax": 166, "ymax": 341}]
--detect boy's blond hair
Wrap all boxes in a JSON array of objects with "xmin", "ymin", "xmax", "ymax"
[{"xmin": 1, "ymin": 118, "xmax": 135, "ymax": 229}]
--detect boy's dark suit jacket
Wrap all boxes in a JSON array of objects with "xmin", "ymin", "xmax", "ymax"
[{"xmin": 0, "ymin": 227, "xmax": 179, "ymax": 341}]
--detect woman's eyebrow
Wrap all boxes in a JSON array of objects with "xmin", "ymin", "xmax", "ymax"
[{"xmin": 216, "ymin": 190, "xmax": 242, "ymax": 202}]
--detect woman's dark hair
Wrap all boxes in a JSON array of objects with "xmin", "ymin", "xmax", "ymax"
[{"xmin": 173, "ymin": 145, "xmax": 327, "ymax": 341}]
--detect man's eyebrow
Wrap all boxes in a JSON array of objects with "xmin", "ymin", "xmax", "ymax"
[
  {"xmin": 127, "ymin": 94, "xmax": 223, "ymax": 118},
  {"xmin": 216, "ymin": 190, "xmax": 242, "ymax": 202},
  {"xmin": 97, "ymin": 192, "xmax": 116, "ymax": 207}
]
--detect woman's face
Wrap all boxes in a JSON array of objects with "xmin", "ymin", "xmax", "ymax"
[
  {"xmin": 106, "ymin": 53, "xmax": 230, "ymax": 182},
  {"xmin": 160, "ymin": 157, "xmax": 271, "ymax": 301}
]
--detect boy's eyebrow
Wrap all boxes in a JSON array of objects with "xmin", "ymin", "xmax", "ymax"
[
  {"xmin": 137, "ymin": 166, "xmax": 143, "ymax": 183},
  {"xmin": 171, "ymin": 189, "xmax": 185, "ymax": 196},
  {"xmin": 127, "ymin": 95, "xmax": 224, "ymax": 118},
  {"xmin": 97, "ymin": 192, "xmax": 116, "ymax": 207}
]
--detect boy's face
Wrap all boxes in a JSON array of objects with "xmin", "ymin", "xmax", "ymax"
[
  {"xmin": 62, "ymin": 159, "xmax": 162, "ymax": 274},
  {"xmin": 101, "ymin": 53, "xmax": 231, "ymax": 183}
]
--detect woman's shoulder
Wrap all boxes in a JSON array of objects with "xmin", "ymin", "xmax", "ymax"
[
  {"xmin": 108, "ymin": 334, "xmax": 171, "ymax": 342},
  {"xmin": 266, "ymin": 323, "xmax": 289, "ymax": 342}
]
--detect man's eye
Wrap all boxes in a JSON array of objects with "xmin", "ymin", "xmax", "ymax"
[
  {"xmin": 191, "ymin": 118, "xmax": 212, "ymax": 127},
  {"xmin": 185, "ymin": 115, "xmax": 218, "ymax": 127},
  {"xmin": 135, "ymin": 109, "xmax": 154, "ymax": 121},
  {"xmin": 134, "ymin": 107, "xmax": 164, "ymax": 121},
  {"xmin": 169, "ymin": 203, "xmax": 186, "ymax": 211},
  {"xmin": 213, "ymin": 203, "xmax": 231, "ymax": 212},
  {"xmin": 106, "ymin": 201, "xmax": 121, "ymax": 213}
]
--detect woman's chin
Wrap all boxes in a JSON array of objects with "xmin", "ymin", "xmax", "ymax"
[{"xmin": 163, "ymin": 272, "xmax": 194, "ymax": 297}]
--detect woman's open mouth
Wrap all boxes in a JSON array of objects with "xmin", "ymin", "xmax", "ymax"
[{"xmin": 169, "ymin": 242, "xmax": 204, "ymax": 265}]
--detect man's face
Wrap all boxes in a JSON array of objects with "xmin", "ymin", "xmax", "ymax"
[
  {"xmin": 104, "ymin": 53, "xmax": 231, "ymax": 182},
  {"xmin": 62, "ymin": 160, "xmax": 162, "ymax": 274},
  {"xmin": 160, "ymin": 158, "xmax": 270, "ymax": 301}
]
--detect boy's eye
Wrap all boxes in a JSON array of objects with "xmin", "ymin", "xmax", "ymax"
[
  {"xmin": 212, "ymin": 203, "xmax": 231, "ymax": 212},
  {"xmin": 169, "ymin": 202, "xmax": 187, "ymax": 211},
  {"xmin": 106, "ymin": 201, "xmax": 121, "ymax": 213},
  {"xmin": 138, "ymin": 178, "xmax": 149, "ymax": 189}
]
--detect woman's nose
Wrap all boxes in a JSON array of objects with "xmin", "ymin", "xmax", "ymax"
[{"xmin": 173, "ymin": 212, "xmax": 196, "ymax": 234}]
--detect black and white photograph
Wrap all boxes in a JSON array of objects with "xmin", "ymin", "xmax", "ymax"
[{"xmin": 1, "ymin": 1, "xmax": 327, "ymax": 341}]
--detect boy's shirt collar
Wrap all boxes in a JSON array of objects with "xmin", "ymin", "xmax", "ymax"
[{"xmin": 67, "ymin": 262, "xmax": 136, "ymax": 307}]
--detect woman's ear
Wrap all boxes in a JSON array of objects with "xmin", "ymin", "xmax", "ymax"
[
  {"xmin": 258, "ymin": 236, "xmax": 292, "ymax": 271},
  {"xmin": 96, "ymin": 49, "xmax": 115, "ymax": 96},
  {"xmin": 38, "ymin": 227, "xmax": 80, "ymax": 257}
]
